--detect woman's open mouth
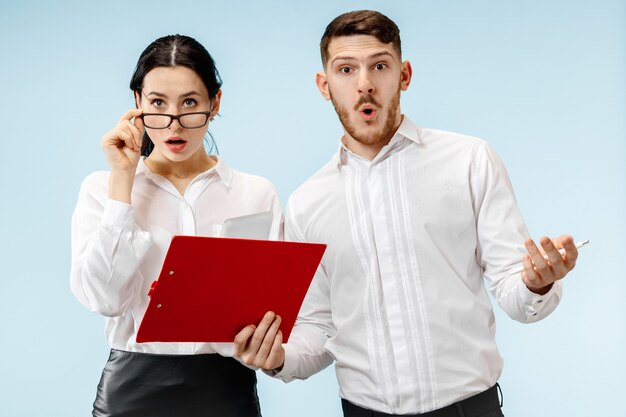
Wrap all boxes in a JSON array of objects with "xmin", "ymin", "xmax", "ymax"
[{"xmin": 165, "ymin": 137, "xmax": 187, "ymax": 153}]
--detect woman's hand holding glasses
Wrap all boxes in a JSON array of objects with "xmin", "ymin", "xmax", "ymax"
[{"xmin": 100, "ymin": 109, "xmax": 145, "ymax": 203}]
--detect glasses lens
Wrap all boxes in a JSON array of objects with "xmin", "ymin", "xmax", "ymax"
[
  {"xmin": 143, "ymin": 114, "xmax": 171, "ymax": 129},
  {"xmin": 179, "ymin": 113, "xmax": 208, "ymax": 128}
]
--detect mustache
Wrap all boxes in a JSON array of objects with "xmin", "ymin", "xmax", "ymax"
[{"xmin": 354, "ymin": 95, "xmax": 382, "ymax": 111}]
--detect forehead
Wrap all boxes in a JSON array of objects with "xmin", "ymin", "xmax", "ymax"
[
  {"xmin": 142, "ymin": 66, "xmax": 208, "ymax": 96},
  {"xmin": 327, "ymin": 35, "xmax": 400, "ymax": 64}
]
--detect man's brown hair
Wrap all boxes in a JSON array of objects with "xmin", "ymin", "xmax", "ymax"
[{"xmin": 320, "ymin": 10, "xmax": 402, "ymax": 68}]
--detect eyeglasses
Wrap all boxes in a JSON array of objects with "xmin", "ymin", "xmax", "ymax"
[{"xmin": 139, "ymin": 111, "xmax": 212, "ymax": 129}]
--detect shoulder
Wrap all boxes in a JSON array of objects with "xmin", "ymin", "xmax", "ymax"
[
  {"xmin": 229, "ymin": 169, "xmax": 280, "ymax": 198},
  {"xmin": 418, "ymin": 127, "xmax": 489, "ymax": 150},
  {"xmin": 74, "ymin": 171, "xmax": 111, "ymax": 209},
  {"xmin": 79, "ymin": 171, "xmax": 110, "ymax": 195},
  {"xmin": 231, "ymin": 169, "xmax": 275, "ymax": 188},
  {"xmin": 290, "ymin": 154, "xmax": 337, "ymax": 194},
  {"xmin": 286, "ymin": 155, "xmax": 339, "ymax": 216},
  {"xmin": 415, "ymin": 127, "xmax": 499, "ymax": 166}
]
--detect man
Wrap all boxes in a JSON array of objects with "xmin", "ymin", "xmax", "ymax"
[{"xmin": 235, "ymin": 10, "xmax": 579, "ymax": 417}]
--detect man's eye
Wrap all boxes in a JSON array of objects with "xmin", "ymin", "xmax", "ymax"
[
  {"xmin": 183, "ymin": 98, "xmax": 197, "ymax": 107},
  {"xmin": 340, "ymin": 67, "xmax": 352, "ymax": 74},
  {"xmin": 375, "ymin": 63, "xmax": 386, "ymax": 70}
]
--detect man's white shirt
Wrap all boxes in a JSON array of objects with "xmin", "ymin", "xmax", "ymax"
[{"xmin": 277, "ymin": 116, "xmax": 561, "ymax": 414}]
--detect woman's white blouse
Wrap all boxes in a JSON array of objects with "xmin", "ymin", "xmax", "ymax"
[{"xmin": 71, "ymin": 156, "xmax": 282, "ymax": 356}]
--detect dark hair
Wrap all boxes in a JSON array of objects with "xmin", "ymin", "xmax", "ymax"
[
  {"xmin": 129, "ymin": 34, "xmax": 223, "ymax": 156},
  {"xmin": 320, "ymin": 10, "xmax": 401, "ymax": 68}
]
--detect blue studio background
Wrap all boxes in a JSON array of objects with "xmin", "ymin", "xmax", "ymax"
[{"xmin": 0, "ymin": 1, "xmax": 624, "ymax": 416}]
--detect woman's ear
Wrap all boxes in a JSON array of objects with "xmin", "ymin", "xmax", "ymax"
[
  {"xmin": 134, "ymin": 91, "xmax": 142, "ymax": 109},
  {"xmin": 210, "ymin": 90, "xmax": 223, "ymax": 119}
]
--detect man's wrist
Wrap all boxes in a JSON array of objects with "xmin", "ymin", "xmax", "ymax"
[
  {"xmin": 266, "ymin": 362, "xmax": 285, "ymax": 376},
  {"xmin": 527, "ymin": 282, "xmax": 553, "ymax": 295}
]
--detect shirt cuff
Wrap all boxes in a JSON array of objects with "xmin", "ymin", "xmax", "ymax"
[
  {"xmin": 102, "ymin": 199, "xmax": 135, "ymax": 229},
  {"xmin": 264, "ymin": 343, "xmax": 297, "ymax": 381},
  {"xmin": 520, "ymin": 279, "xmax": 563, "ymax": 317}
]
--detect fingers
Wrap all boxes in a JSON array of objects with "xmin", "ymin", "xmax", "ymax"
[
  {"xmin": 246, "ymin": 311, "xmax": 278, "ymax": 358},
  {"xmin": 101, "ymin": 127, "xmax": 133, "ymax": 151},
  {"xmin": 120, "ymin": 121, "xmax": 142, "ymax": 151},
  {"xmin": 522, "ymin": 235, "xmax": 577, "ymax": 293},
  {"xmin": 236, "ymin": 311, "xmax": 285, "ymax": 370},
  {"xmin": 121, "ymin": 108, "xmax": 143, "ymax": 150},
  {"xmin": 119, "ymin": 108, "xmax": 143, "ymax": 123},
  {"xmin": 255, "ymin": 315, "xmax": 282, "ymax": 362},
  {"xmin": 525, "ymin": 239, "xmax": 549, "ymax": 275},
  {"xmin": 266, "ymin": 330, "xmax": 284, "ymax": 365},
  {"xmin": 233, "ymin": 324, "xmax": 256, "ymax": 356},
  {"xmin": 133, "ymin": 112, "xmax": 145, "ymax": 136},
  {"xmin": 521, "ymin": 253, "xmax": 540, "ymax": 287},
  {"xmin": 559, "ymin": 235, "xmax": 578, "ymax": 270},
  {"xmin": 117, "ymin": 126, "xmax": 139, "ymax": 152},
  {"xmin": 539, "ymin": 237, "xmax": 567, "ymax": 278},
  {"xmin": 521, "ymin": 238, "xmax": 553, "ymax": 293},
  {"xmin": 102, "ymin": 110, "xmax": 144, "ymax": 152}
]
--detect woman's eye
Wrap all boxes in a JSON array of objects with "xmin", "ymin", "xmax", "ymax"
[
  {"xmin": 151, "ymin": 99, "xmax": 164, "ymax": 108},
  {"xmin": 183, "ymin": 98, "xmax": 197, "ymax": 107}
]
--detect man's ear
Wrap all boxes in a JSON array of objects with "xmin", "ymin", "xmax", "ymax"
[
  {"xmin": 316, "ymin": 71, "xmax": 331, "ymax": 101},
  {"xmin": 400, "ymin": 60, "xmax": 413, "ymax": 92}
]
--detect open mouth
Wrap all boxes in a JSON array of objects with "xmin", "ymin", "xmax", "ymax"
[
  {"xmin": 166, "ymin": 139, "xmax": 186, "ymax": 145},
  {"xmin": 359, "ymin": 106, "xmax": 378, "ymax": 120},
  {"xmin": 165, "ymin": 137, "xmax": 187, "ymax": 152}
]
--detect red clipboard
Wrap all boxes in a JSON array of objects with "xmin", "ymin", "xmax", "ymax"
[{"xmin": 136, "ymin": 236, "xmax": 326, "ymax": 343}]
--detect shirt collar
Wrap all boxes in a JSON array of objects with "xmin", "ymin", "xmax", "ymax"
[
  {"xmin": 137, "ymin": 155, "xmax": 233, "ymax": 188},
  {"xmin": 336, "ymin": 115, "xmax": 422, "ymax": 168},
  {"xmin": 212, "ymin": 156, "xmax": 233, "ymax": 187}
]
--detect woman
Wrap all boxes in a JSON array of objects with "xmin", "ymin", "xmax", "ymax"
[{"xmin": 70, "ymin": 34, "xmax": 281, "ymax": 417}]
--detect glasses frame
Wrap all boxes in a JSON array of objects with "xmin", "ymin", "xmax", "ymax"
[{"xmin": 139, "ymin": 111, "xmax": 212, "ymax": 129}]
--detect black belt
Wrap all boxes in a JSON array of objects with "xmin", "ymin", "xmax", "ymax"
[{"xmin": 341, "ymin": 384, "xmax": 503, "ymax": 417}]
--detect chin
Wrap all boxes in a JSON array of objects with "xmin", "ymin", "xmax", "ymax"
[
  {"xmin": 354, "ymin": 123, "xmax": 384, "ymax": 139},
  {"xmin": 165, "ymin": 154, "xmax": 190, "ymax": 162},
  {"xmin": 159, "ymin": 143, "xmax": 204, "ymax": 161}
]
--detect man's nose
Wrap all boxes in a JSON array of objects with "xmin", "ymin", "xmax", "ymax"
[{"xmin": 357, "ymin": 71, "xmax": 374, "ymax": 95}]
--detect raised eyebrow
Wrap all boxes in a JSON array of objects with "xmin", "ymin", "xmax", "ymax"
[
  {"xmin": 330, "ymin": 56, "xmax": 356, "ymax": 66},
  {"xmin": 143, "ymin": 91, "xmax": 201, "ymax": 98},
  {"xmin": 330, "ymin": 51, "xmax": 395, "ymax": 66},
  {"xmin": 144, "ymin": 91, "xmax": 166, "ymax": 98},
  {"xmin": 179, "ymin": 91, "xmax": 201, "ymax": 98},
  {"xmin": 369, "ymin": 51, "xmax": 394, "ymax": 61}
]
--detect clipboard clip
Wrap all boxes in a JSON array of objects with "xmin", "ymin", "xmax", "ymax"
[{"xmin": 148, "ymin": 280, "xmax": 159, "ymax": 297}]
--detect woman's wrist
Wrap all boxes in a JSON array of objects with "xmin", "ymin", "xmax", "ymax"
[{"xmin": 108, "ymin": 171, "xmax": 135, "ymax": 204}]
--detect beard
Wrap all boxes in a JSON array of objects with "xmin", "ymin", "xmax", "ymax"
[{"xmin": 329, "ymin": 85, "xmax": 401, "ymax": 148}]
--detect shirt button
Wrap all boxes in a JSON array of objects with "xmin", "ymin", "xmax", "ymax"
[
  {"xmin": 537, "ymin": 299, "xmax": 543, "ymax": 304},
  {"xmin": 532, "ymin": 313, "xmax": 538, "ymax": 316}
]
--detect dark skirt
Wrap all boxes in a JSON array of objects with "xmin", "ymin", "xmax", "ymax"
[{"xmin": 93, "ymin": 349, "xmax": 261, "ymax": 417}]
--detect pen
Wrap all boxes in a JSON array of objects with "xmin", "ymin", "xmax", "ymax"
[{"xmin": 509, "ymin": 240, "xmax": 589, "ymax": 275}]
